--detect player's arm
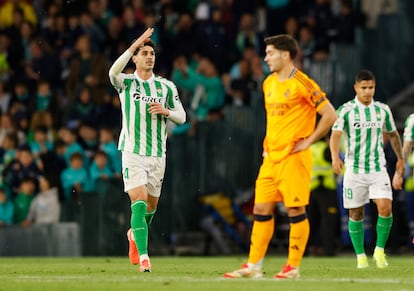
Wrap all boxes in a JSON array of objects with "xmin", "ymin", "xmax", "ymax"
[
  {"xmin": 330, "ymin": 130, "xmax": 344, "ymax": 175},
  {"xmin": 149, "ymin": 84, "xmax": 186, "ymax": 125},
  {"xmin": 109, "ymin": 27, "xmax": 154, "ymax": 87},
  {"xmin": 388, "ymin": 130, "xmax": 405, "ymax": 190}
]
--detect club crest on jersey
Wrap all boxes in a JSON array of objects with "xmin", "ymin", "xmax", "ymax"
[
  {"xmin": 132, "ymin": 92, "xmax": 164, "ymax": 103},
  {"xmin": 376, "ymin": 111, "xmax": 381, "ymax": 121}
]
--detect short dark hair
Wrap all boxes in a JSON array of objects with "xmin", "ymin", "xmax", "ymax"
[
  {"xmin": 133, "ymin": 39, "xmax": 156, "ymax": 55},
  {"xmin": 355, "ymin": 69, "xmax": 375, "ymax": 83},
  {"xmin": 264, "ymin": 34, "xmax": 298, "ymax": 59}
]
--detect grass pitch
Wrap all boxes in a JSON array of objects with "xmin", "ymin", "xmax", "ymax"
[{"xmin": 0, "ymin": 256, "xmax": 413, "ymax": 291}]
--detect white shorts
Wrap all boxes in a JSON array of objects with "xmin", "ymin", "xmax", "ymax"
[
  {"xmin": 342, "ymin": 170, "xmax": 392, "ymax": 209},
  {"xmin": 121, "ymin": 151, "xmax": 166, "ymax": 197}
]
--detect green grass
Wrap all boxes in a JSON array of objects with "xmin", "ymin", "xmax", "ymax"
[{"xmin": 0, "ymin": 256, "xmax": 413, "ymax": 291}]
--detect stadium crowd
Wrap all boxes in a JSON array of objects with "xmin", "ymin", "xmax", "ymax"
[{"xmin": 0, "ymin": 0, "xmax": 412, "ymax": 254}]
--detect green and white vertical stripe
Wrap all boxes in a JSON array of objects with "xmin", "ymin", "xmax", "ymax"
[
  {"xmin": 332, "ymin": 98, "xmax": 396, "ymax": 174},
  {"xmin": 403, "ymin": 113, "xmax": 414, "ymax": 142},
  {"xmin": 115, "ymin": 74, "xmax": 178, "ymax": 157}
]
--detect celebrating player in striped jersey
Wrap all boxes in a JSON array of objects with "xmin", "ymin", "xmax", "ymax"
[
  {"xmin": 109, "ymin": 27, "xmax": 186, "ymax": 272},
  {"xmin": 224, "ymin": 34, "xmax": 337, "ymax": 280},
  {"xmin": 330, "ymin": 69, "xmax": 404, "ymax": 269}
]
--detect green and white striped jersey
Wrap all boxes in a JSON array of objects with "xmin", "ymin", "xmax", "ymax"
[
  {"xmin": 403, "ymin": 113, "xmax": 414, "ymax": 142},
  {"xmin": 332, "ymin": 97, "xmax": 397, "ymax": 174},
  {"xmin": 112, "ymin": 72, "xmax": 182, "ymax": 157}
]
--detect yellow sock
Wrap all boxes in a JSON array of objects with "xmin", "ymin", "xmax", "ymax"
[
  {"xmin": 287, "ymin": 215, "xmax": 310, "ymax": 267},
  {"xmin": 248, "ymin": 215, "xmax": 274, "ymax": 264}
]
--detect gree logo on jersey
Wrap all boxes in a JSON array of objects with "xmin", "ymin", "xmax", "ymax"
[
  {"xmin": 353, "ymin": 121, "xmax": 382, "ymax": 129},
  {"xmin": 133, "ymin": 93, "xmax": 164, "ymax": 103}
]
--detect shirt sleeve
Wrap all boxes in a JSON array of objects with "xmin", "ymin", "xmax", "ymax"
[
  {"xmin": 108, "ymin": 50, "xmax": 132, "ymax": 90},
  {"xmin": 383, "ymin": 104, "xmax": 397, "ymax": 133},
  {"xmin": 332, "ymin": 105, "xmax": 346, "ymax": 132},
  {"xmin": 403, "ymin": 114, "xmax": 414, "ymax": 141},
  {"xmin": 166, "ymin": 82, "xmax": 186, "ymax": 125}
]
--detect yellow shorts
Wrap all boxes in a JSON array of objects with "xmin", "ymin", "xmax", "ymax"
[{"xmin": 255, "ymin": 149, "xmax": 312, "ymax": 207}]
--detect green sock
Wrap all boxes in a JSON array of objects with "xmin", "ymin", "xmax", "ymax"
[
  {"xmin": 131, "ymin": 200, "xmax": 148, "ymax": 255},
  {"xmin": 348, "ymin": 218, "xmax": 365, "ymax": 255},
  {"xmin": 145, "ymin": 208, "xmax": 157, "ymax": 225},
  {"xmin": 376, "ymin": 215, "xmax": 393, "ymax": 248}
]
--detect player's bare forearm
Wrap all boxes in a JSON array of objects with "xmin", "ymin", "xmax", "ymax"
[
  {"xmin": 330, "ymin": 130, "xmax": 343, "ymax": 175},
  {"xmin": 388, "ymin": 131, "xmax": 404, "ymax": 160},
  {"xmin": 388, "ymin": 131, "xmax": 405, "ymax": 172}
]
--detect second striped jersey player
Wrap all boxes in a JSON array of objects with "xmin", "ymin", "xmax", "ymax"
[
  {"xmin": 332, "ymin": 97, "xmax": 396, "ymax": 173},
  {"xmin": 330, "ymin": 69, "xmax": 404, "ymax": 270}
]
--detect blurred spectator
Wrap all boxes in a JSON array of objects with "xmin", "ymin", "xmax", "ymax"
[
  {"xmin": 0, "ymin": 34, "xmax": 11, "ymax": 82},
  {"xmin": 0, "ymin": 185, "xmax": 13, "ymax": 226},
  {"xmin": 31, "ymin": 79, "xmax": 60, "ymax": 118},
  {"xmin": 28, "ymin": 110, "xmax": 58, "ymax": 144},
  {"xmin": 120, "ymin": 4, "xmax": 144, "ymax": 45},
  {"xmin": 21, "ymin": 175, "xmax": 60, "ymax": 226},
  {"xmin": 307, "ymin": 136, "xmax": 339, "ymax": 256},
  {"xmin": 11, "ymin": 109, "xmax": 28, "ymax": 145},
  {"xmin": 65, "ymin": 85, "xmax": 100, "ymax": 128},
  {"xmin": 97, "ymin": 89, "xmax": 121, "ymax": 130},
  {"xmin": 99, "ymin": 126, "xmax": 121, "ymax": 176},
  {"xmin": 304, "ymin": 0, "xmax": 336, "ymax": 51},
  {"xmin": 234, "ymin": 13, "xmax": 263, "ymax": 58},
  {"xmin": 61, "ymin": 14, "xmax": 83, "ymax": 68},
  {"xmin": 331, "ymin": 0, "xmax": 359, "ymax": 44},
  {"xmin": 87, "ymin": 0, "xmax": 114, "ymax": 31},
  {"xmin": 284, "ymin": 16, "xmax": 300, "ymax": 38},
  {"xmin": 77, "ymin": 122, "xmax": 98, "ymax": 163},
  {"xmin": 196, "ymin": 8, "xmax": 229, "ymax": 72},
  {"xmin": 0, "ymin": 0, "xmax": 37, "ymax": 28},
  {"xmin": 0, "ymin": 132, "xmax": 17, "ymax": 168},
  {"xmin": 171, "ymin": 12, "xmax": 199, "ymax": 60},
  {"xmin": 3, "ymin": 144, "xmax": 42, "ymax": 197},
  {"xmin": 29, "ymin": 126, "xmax": 53, "ymax": 160},
  {"xmin": 18, "ymin": 20, "xmax": 35, "ymax": 67},
  {"xmin": 0, "ymin": 112, "xmax": 23, "ymax": 146},
  {"xmin": 89, "ymin": 150, "xmax": 114, "ymax": 191},
  {"xmin": 60, "ymin": 152, "xmax": 89, "ymax": 201},
  {"xmin": 104, "ymin": 16, "xmax": 125, "ymax": 63},
  {"xmin": 78, "ymin": 11, "xmax": 106, "ymax": 52},
  {"xmin": 65, "ymin": 34, "xmax": 110, "ymax": 104},
  {"xmin": 58, "ymin": 126, "xmax": 85, "ymax": 167},
  {"xmin": 172, "ymin": 55, "xmax": 224, "ymax": 122},
  {"xmin": 298, "ymin": 25, "xmax": 316, "ymax": 62},
  {"xmin": 10, "ymin": 80, "xmax": 32, "ymax": 111},
  {"xmin": 24, "ymin": 36, "xmax": 62, "ymax": 92},
  {"xmin": 223, "ymin": 59, "xmax": 255, "ymax": 106},
  {"xmin": 0, "ymin": 80, "xmax": 12, "ymax": 114},
  {"xmin": 12, "ymin": 177, "xmax": 36, "ymax": 224}
]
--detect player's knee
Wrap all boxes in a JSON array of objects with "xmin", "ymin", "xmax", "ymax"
[
  {"xmin": 253, "ymin": 214, "xmax": 273, "ymax": 221},
  {"xmin": 289, "ymin": 213, "xmax": 307, "ymax": 223}
]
